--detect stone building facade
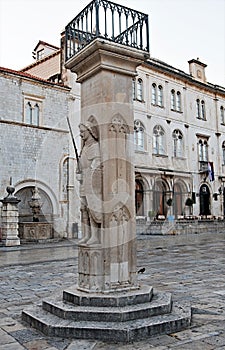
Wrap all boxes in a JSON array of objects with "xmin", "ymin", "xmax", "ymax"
[
  {"xmin": 133, "ymin": 58, "xmax": 225, "ymax": 221},
  {"xmin": 0, "ymin": 66, "xmax": 80, "ymax": 239},
  {"xmin": 1, "ymin": 31, "xmax": 225, "ymax": 240}
]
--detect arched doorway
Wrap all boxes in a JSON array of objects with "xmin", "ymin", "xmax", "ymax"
[
  {"xmin": 135, "ymin": 179, "xmax": 144, "ymax": 216},
  {"xmin": 15, "ymin": 186, "xmax": 54, "ymax": 241},
  {"xmin": 153, "ymin": 180, "xmax": 167, "ymax": 218},
  {"xmin": 199, "ymin": 184, "xmax": 211, "ymax": 216},
  {"xmin": 15, "ymin": 186, "xmax": 53, "ymax": 223},
  {"xmin": 173, "ymin": 183, "xmax": 183, "ymax": 218}
]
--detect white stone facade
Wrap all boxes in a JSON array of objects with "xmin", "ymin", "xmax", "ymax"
[
  {"xmin": 0, "ymin": 68, "xmax": 80, "ymax": 238},
  {"xmin": 133, "ymin": 59, "xmax": 225, "ymax": 220}
]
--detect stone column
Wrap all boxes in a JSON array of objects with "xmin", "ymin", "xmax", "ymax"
[
  {"xmin": 0, "ymin": 184, "xmax": 20, "ymax": 246},
  {"xmin": 66, "ymin": 40, "xmax": 147, "ymax": 292}
]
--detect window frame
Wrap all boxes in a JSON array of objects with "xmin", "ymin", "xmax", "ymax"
[
  {"xmin": 153, "ymin": 125, "xmax": 165, "ymax": 155},
  {"xmin": 23, "ymin": 94, "xmax": 43, "ymax": 126}
]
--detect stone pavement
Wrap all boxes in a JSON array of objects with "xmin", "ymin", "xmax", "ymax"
[{"xmin": 0, "ymin": 232, "xmax": 225, "ymax": 350}]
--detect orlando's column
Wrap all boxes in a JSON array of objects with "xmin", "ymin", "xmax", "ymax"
[{"xmin": 66, "ymin": 37, "xmax": 148, "ymax": 293}]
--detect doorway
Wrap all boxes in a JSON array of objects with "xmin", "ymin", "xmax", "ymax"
[{"xmin": 199, "ymin": 184, "xmax": 211, "ymax": 216}]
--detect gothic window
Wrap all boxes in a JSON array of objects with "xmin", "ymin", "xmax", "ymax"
[
  {"xmin": 171, "ymin": 89, "xmax": 181, "ymax": 112},
  {"xmin": 134, "ymin": 120, "xmax": 145, "ymax": 151},
  {"xmin": 172, "ymin": 129, "xmax": 183, "ymax": 157},
  {"xmin": 137, "ymin": 78, "xmax": 143, "ymax": 101},
  {"xmin": 198, "ymin": 139, "xmax": 208, "ymax": 162},
  {"xmin": 176, "ymin": 91, "xmax": 181, "ymax": 111},
  {"xmin": 201, "ymin": 100, "xmax": 206, "ymax": 120},
  {"xmin": 196, "ymin": 99, "xmax": 206, "ymax": 120},
  {"xmin": 158, "ymin": 85, "xmax": 163, "ymax": 107},
  {"xmin": 25, "ymin": 102, "xmax": 32, "ymax": 124},
  {"xmin": 153, "ymin": 125, "xmax": 165, "ymax": 155},
  {"xmin": 24, "ymin": 96, "xmax": 42, "ymax": 126},
  {"xmin": 152, "ymin": 83, "xmax": 163, "ymax": 107},
  {"xmin": 33, "ymin": 103, "xmax": 40, "ymax": 125},
  {"xmin": 171, "ymin": 89, "xmax": 175, "ymax": 110},
  {"xmin": 196, "ymin": 99, "xmax": 201, "ymax": 118},
  {"xmin": 220, "ymin": 106, "xmax": 225, "ymax": 124},
  {"xmin": 151, "ymin": 83, "xmax": 157, "ymax": 105}
]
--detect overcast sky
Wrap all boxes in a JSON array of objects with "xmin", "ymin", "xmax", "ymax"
[{"xmin": 0, "ymin": 0, "xmax": 224, "ymax": 86}]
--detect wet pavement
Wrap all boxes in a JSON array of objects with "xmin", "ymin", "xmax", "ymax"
[{"xmin": 0, "ymin": 231, "xmax": 225, "ymax": 349}]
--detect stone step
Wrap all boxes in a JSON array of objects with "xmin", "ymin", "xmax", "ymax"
[
  {"xmin": 22, "ymin": 301, "xmax": 191, "ymax": 342},
  {"xmin": 42, "ymin": 292, "xmax": 172, "ymax": 322},
  {"xmin": 63, "ymin": 284, "xmax": 153, "ymax": 307}
]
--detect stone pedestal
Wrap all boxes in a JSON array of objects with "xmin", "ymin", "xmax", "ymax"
[
  {"xmin": 0, "ymin": 190, "xmax": 20, "ymax": 247},
  {"xmin": 66, "ymin": 39, "xmax": 146, "ymax": 293}
]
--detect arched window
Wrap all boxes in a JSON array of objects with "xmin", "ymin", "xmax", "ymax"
[
  {"xmin": 198, "ymin": 139, "xmax": 208, "ymax": 162},
  {"xmin": 134, "ymin": 120, "xmax": 145, "ymax": 151},
  {"xmin": 196, "ymin": 99, "xmax": 201, "ymax": 118},
  {"xmin": 222, "ymin": 141, "xmax": 225, "ymax": 164},
  {"xmin": 152, "ymin": 83, "xmax": 163, "ymax": 107},
  {"xmin": 25, "ymin": 102, "xmax": 32, "ymax": 124},
  {"xmin": 158, "ymin": 85, "xmax": 163, "ymax": 107},
  {"xmin": 196, "ymin": 99, "xmax": 206, "ymax": 120},
  {"xmin": 137, "ymin": 78, "xmax": 143, "ymax": 101},
  {"xmin": 151, "ymin": 83, "xmax": 157, "ymax": 105},
  {"xmin": 171, "ymin": 89, "xmax": 181, "ymax": 112},
  {"xmin": 201, "ymin": 100, "xmax": 206, "ymax": 120},
  {"xmin": 220, "ymin": 106, "xmax": 225, "ymax": 124},
  {"xmin": 176, "ymin": 91, "xmax": 181, "ymax": 111},
  {"xmin": 172, "ymin": 129, "xmax": 183, "ymax": 157},
  {"xmin": 171, "ymin": 89, "xmax": 176, "ymax": 110},
  {"xmin": 153, "ymin": 125, "xmax": 165, "ymax": 155},
  {"xmin": 33, "ymin": 103, "xmax": 40, "ymax": 125}
]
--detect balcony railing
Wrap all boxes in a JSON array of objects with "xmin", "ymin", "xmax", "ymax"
[{"xmin": 65, "ymin": 0, "xmax": 149, "ymax": 61}]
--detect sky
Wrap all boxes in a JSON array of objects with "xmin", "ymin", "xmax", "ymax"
[{"xmin": 0, "ymin": 0, "xmax": 225, "ymax": 86}]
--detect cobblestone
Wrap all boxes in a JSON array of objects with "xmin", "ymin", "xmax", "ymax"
[{"xmin": 0, "ymin": 232, "xmax": 225, "ymax": 349}]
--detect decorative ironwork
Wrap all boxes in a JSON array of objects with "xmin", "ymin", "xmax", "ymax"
[{"xmin": 65, "ymin": 0, "xmax": 149, "ymax": 61}]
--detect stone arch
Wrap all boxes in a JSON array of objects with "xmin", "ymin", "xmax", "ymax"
[
  {"xmin": 152, "ymin": 177, "xmax": 170, "ymax": 218},
  {"xmin": 15, "ymin": 179, "xmax": 59, "ymax": 217},
  {"xmin": 15, "ymin": 187, "xmax": 53, "ymax": 224},
  {"xmin": 199, "ymin": 183, "xmax": 211, "ymax": 216}
]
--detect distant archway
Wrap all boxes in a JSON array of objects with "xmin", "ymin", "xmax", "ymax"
[
  {"xmin": 199, "ymin": 184, "xmax": 210, "ymax": 216},
  {"xmin": 135, "ymin": 179, "xmax": 144, "ymax": 216},
  {"xmin": 153, "ymin": 180, "xmax": 167, "ymax": 217},
  {"xmin": 15, "ymin": 186, "xmax": 53, "ymax": 223},
  {"xmin": 173, "ymin": 183, "xmax": 183, "ymax": 218}
]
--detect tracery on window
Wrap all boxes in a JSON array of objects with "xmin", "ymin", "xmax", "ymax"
[
  {"xmin": 153, "ymin": 125, "xmax": 165, "ymax": 155},
  {"xmin": 134, "ymin": 120, "xmax": 145, "ymax": 151},
  {"xmin": 172, "ymin": 129, "xmax": 183, "ymax": 157}
]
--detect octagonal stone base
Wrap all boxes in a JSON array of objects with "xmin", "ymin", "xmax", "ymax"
[{"xmin": 22, "ymin": 285, "xmax": 191, "ymax": 342}]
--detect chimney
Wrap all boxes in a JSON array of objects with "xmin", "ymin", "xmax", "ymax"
[{"xmin": 188, "ymin": 58, "xmax": 207, "ymax": 83}]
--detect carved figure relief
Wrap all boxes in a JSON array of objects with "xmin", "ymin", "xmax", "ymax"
[{"xmin": 76, "ymin": 117, "xmax": 102, "ymax": 245}]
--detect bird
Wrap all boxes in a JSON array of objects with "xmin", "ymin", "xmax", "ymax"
[{"xmin": 138, "ymin": 267, "xmax": 145, "ymax": 274}]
